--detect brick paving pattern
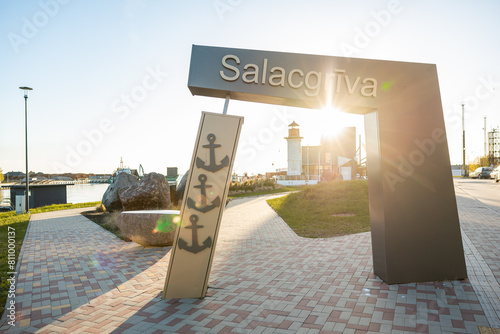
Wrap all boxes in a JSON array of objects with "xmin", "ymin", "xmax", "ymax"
[
  {"xmin": 1, "ymin": 185, "xmax": 499, "ymax": 333},
  {"xmin": 455, "ymin": 183, "xmax": 500, "ymax": 329}
]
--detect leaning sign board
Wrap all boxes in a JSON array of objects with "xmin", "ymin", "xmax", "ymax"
[
  {"xmin": 186, "ymin": 45, "xmax": 466, "ymax": 285},
  {"xmin": 163, "ymin": 111, "xmax": 243, "ymax": 299}
]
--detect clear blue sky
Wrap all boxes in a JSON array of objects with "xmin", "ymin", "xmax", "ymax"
[{"xmin": 1, "ymin": 0, "xmax": 499, "ymax": 176}]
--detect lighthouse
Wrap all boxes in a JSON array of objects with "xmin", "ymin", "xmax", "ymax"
[{"xmin": 285, "ymin": 121, "xmax": 303, "ymax": 176}]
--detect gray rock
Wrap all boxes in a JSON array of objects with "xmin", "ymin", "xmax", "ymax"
[
  {"xmin": 117, "ymin": 210, "xmax": 179, "ymax": 246},
  {"xmin": 176, "ymin": 170, "xmax": 189, "ymax": 201},
  {"xmin": 119, "ymin": 172, "xmax": 171, "ymax": 211},
  {"xmin": 102, "ymin": 172, "xmax": 139, "ymax": 212}
]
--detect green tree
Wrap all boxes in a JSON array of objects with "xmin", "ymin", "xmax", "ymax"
[{"xmin": 0, "ymin": 167, "xmax": 4, "ymax": 183}]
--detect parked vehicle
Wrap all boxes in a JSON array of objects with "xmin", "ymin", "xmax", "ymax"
[
  {"xmin": 491, "ymin": 166, "xmax": 500, "ymax": 182},
  {"xmin": 469, "ymin": 167, "xmax": 492, "ymax": 179}
]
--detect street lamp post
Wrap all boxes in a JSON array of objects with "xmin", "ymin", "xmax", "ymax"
[
  {"xmin": 462, "ymin": 103, "xmax": 466, "ymax": 177},
  {"xmin": 19, "ymin": 86, "xmax": 33, "ymax": 213}
]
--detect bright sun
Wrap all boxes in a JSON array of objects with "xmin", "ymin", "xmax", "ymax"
[{"xmin": 316, "ymin": 106, "xmax": 353, "ymax": 138}]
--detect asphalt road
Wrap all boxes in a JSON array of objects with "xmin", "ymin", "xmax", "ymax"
[{"xmin": 454, "ymin": 177, "xmax": 500, "ymax": 215}]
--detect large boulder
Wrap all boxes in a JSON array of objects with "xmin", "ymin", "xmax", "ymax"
[
  {"xmin": 175, "ymin": 170, "xmax": 189, "ymax": 201},
  {"xmin": 117, "ymin": 210, "xmax": 179, "ymax": 246},
  {"xmin": 119, "ymin": 172, "xmax": 171, "ymax": 211},
  {"xmin": 102, "ymin": 172, "xmax": 139, "ymax": 212}
]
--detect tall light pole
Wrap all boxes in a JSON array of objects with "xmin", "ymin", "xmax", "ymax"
[
  {"xmin": 462, "ymin": 103, "xmax": 466, "ymax": 177},
  {"xmin": 19, "ymin": 86, "xmax": 33, "ymax": 212}
]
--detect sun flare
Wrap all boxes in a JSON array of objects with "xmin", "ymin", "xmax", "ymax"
[{"xmin": 316, "ymin": 105, "xmax": 353, "ymax": 138}]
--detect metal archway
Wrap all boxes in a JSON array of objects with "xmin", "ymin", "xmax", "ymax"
[{"xmin": 164, "ymin": 45, "xmax": 466, "ymax": 298}]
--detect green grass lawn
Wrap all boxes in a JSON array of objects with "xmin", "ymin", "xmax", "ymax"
[
  {"xmin": 267, "ymin": 180, "xmax": 370, "ymax": 238},
  {"xmin": 0, "ymin": 202, "xmax": 99, "ymax": 315}
]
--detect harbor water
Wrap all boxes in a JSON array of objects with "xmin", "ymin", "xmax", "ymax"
[{"xmin": 66, "ymin": 183, "xmax": 109, "ymax": 203}]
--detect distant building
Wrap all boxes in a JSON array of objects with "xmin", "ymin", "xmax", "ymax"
[
  {"xmin": 88, "ymin": 175, "xmax": 111, "ymax": 183},
  {"xmin": 276, "ymin": 122, "xmax": 357, "ymax": 185},
  {"xmin": 51, "ymin": 176, "xmax": 73, "ymax": 181},
  {"xmin": 450, "ymin": 165, "xmax": 463, "ymax": 177},
  {"xmin": 302, "ymin": 128, "xmax": 356, "ymax": 181},
  {"xmin": 166, "ymin": 167, "xmax": 179, "ymax": 185},
  {"xmin": 4, "ymin": 171, "xmax": 25, "ymax": 181},
  {"xmin": 88, "ymin": 175, "xmax": 110, "ymax": 180},
  {"xmin": 265, "ymin": 169, "xmax": 287, "ymax": 179},
  {"xmin": 488, "ymin": 127, "xmax": 500, "ymax": 165}
]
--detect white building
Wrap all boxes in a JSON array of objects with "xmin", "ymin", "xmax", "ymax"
[
  {"xmin": 488, "ymin": 127, "xmax": 500, "ymax": 162},
  {"xmin": 285, "ymin": 121, "xmax": 303, "ymax": 176}
]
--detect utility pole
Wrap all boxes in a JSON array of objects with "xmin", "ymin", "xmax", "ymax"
[
  {"xmin": 306, "ymin": 145, "xmax": 309, "ymax": 181},
  {"xmin": 358, "ymin": 135, "xmax": 361, "ymax": 166},
  {"xmin": 318, "ymin": 149, "xmax": 320, "ymax": 181},
  {"xmin": 483, "ymin": 116, "xmax": 487, "ymax": 157},
  {"xmin": 462, "ymin": 103, "xmax": 466, "ymax": 177}
]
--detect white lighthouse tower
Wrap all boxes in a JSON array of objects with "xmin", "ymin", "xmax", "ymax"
[{"xmin": 285, "ymin": 121, "xmax": 303, "ymax": 176}]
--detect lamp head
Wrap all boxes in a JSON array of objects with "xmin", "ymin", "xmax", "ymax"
[{"xmin": 19, "ymin": 86, "xmax": 33, "ymax": 98}]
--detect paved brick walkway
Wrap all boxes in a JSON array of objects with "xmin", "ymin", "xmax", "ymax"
[{"xmin": 1, "ymin": 187, "xmax": 499, "ymax": 333}]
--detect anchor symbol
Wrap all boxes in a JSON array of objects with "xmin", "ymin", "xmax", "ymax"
[
  {"xmin": 178, "ymin": 215, "xmax": 212, "ymax": 254},
  {"xmin": 196, "ymin": 133, "xmax": 229, "ymax": 173},
  {"xmin": 187, "ymin": 174, "xmax": 221, "ymax": 213}
]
